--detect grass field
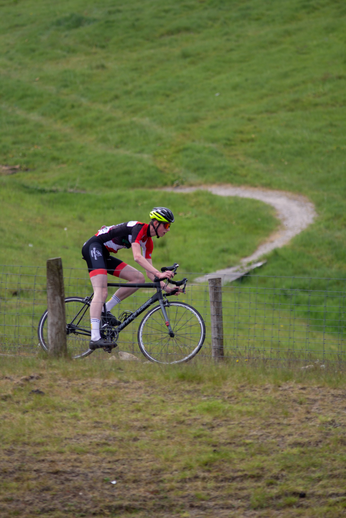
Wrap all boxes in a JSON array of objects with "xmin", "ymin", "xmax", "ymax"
[
  {"xmin": 1, "ymin": 2, "xmax": 346, "ymax": 516},
  {"xmin": 1, "ymin": 358, "xmax": 346, "ymax": 518}
]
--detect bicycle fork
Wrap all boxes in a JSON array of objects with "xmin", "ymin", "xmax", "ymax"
[{"xmin": 159, "ymin": 298, "xmax": 175, "ymax": 338}]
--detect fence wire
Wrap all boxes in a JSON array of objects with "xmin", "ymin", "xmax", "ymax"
[{"xmin": 0, "ymin": 265, "xmax": 345, "ymax": 362}]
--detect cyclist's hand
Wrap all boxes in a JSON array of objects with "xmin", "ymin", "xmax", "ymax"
[
  {"xmin": 158, "ymin": 270, "xmax": 174, "ymax": 280},
  {"xmin": 163, "ymin": 284, "xmax": 183, "ymax": 295}
]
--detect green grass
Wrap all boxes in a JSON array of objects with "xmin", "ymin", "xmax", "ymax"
[
  {"xmin": 0, "ymin": 0, "xmax": 346, "ymax": 280},
  {"xmin": 1, "ymin": 357, "xmax": 346, "ymax": 517}
]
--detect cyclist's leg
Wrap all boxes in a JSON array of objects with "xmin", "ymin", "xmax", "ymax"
[
  {"xmin": 107, "ymin": 260, "xmax": 145, "ymax": 303},
  {"xmin": 118, "ymin": 264, "xmax": 145, "ymax": 301},
  {"xmin": 90, "ymin": 273, "xmax": 109, "ymax": 344},
  {"xmin": 90, "ymin": 273, "xmax": 108, "ymax": 320},
  {"xmin": 82, "ymin": 238, "xmax": 109, "ymax": 344}
]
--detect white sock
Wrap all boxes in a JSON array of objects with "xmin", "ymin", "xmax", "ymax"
[
  {"xmin": 91, "ymin": 318, "xmax": 101, "ymax": 341},
  {"xmin": 106, "ymin": 294, "xmax": 121, "ymax": 312}
]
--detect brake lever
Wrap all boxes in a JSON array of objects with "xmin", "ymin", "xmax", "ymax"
[
  {"xmin": 168, "ymin": 277, "xmax": 187, "ymax": 294},
  {"xmin": 161, "ymin": 263, "xmax": 179, "ymax": 276}
]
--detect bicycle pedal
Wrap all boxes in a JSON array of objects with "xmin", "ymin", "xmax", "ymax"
[{"xmin": 103, "ymin": 343, "xmax": 117, "ymax": 354}]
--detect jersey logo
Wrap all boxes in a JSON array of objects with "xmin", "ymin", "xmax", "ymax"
[{"xmin": 97, "ymin": 225, "xmax": 115, "ymax": 235}]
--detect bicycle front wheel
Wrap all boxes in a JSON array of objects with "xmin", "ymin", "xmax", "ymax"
[
  {"xmin": 37, "ymin": 297, "xmax": 93, "ymax": 359},
  {"xmin": 138, "ymin": 302, "xmax": 205, "ymax": 364}
]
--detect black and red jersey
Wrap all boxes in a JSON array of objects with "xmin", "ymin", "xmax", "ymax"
[{"xmin": 95, "ymin": 221, "xmax": 153, "ymax": 259}]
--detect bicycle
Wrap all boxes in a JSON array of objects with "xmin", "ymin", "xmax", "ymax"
[{"xmin": 38, "ymin": 263, "xmax": 206, "ymax": 364}]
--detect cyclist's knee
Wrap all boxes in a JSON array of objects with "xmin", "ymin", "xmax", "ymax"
[
  {"xmin": 93, "ymin": 285, "xmax": 108, "ymax": 302},
  {"xmin": 132, "ymin": 271, "xmax": 145, "ymax": 284}
]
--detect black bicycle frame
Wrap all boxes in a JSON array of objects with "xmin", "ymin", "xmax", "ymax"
[{"xmin": 105, "ymin": 280, "xmax": 175, "ymax": 336}]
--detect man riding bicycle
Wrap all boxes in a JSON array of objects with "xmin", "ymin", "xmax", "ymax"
[{"xmin": 82, "ymin": 207, "xmax": 179, "ymax": 349}]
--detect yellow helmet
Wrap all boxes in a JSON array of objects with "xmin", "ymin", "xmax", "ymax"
[{"xmin": 149, "ymin": 207, "xmax": 175, "ymax": 223}]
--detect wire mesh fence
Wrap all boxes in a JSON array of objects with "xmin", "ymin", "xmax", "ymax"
[
  {"xmin": 218, "ymin": 275, "xmax": 346, "ymax": 363},
  {"xmin": 0, "ymin": 264, "xmax": 345, "ymax": 362},
  {"xmin": 0, "ymin": 264, "xmax": 210, "ymax": 359}
]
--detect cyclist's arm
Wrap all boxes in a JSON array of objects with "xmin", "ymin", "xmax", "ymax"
[{"xmin": 131, "ymin": 243, "xmax": 173, "ymax": 281}]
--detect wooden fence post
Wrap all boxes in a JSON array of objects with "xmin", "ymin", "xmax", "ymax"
[
  {"xmin": 46, "ymin": 257, "xmax": 67, "ymax": 357},
  {"xmin": 208, "ymin": 277, "xmax": 224, "ymax": 360}
]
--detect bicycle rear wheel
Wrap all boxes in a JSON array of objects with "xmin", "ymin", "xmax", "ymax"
[
  {"xmin": 37, "ymin": 297, "xmax": 93, "ymax": 359},
  {"xmin": 137, "ymin": 302, "xmax": 205, "ymax": 364}
]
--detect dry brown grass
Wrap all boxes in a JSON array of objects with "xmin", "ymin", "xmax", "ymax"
[{"xmin": 1, "ymin": 357, "xmax": 346, "ymax": 517}]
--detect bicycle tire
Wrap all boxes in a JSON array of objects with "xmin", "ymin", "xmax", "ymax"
[
  {"xmin": 137, "ymin": 302, "xmax": 205, "ymax": 364},
  {"xmin": 37, "ymin": 297, "xmax": 93, "ymax": 359}
]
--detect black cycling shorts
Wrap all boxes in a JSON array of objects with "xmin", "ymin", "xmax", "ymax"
[{"xmin": 82, "ymin": 236, "xmax": 127, "ymax": 278}]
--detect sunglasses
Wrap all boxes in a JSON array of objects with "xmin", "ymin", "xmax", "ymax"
[{"xmin": 163, "ymin": 222, "xmax": 171, "ymax": 229}]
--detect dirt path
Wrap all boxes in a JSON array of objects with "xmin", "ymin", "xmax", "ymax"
[{"xmin": 164, "ymin": 185, "xmax": 317, "ymax": 282}]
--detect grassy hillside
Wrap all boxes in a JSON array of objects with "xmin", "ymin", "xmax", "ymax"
[{"xmin": 0, "ymin": 0, "xmax": 345, "ymax": 277}]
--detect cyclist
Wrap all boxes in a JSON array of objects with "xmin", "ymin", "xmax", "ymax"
[{"xmin": 82, "ymin": 207, "xmax": 178, "ymax": 349}]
